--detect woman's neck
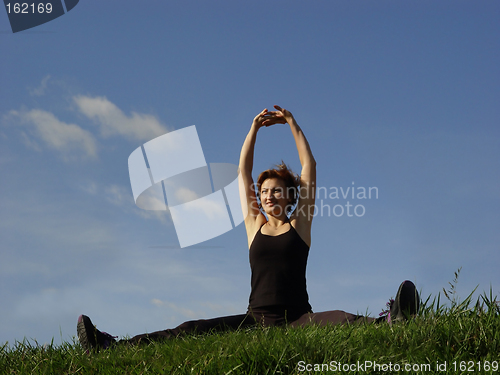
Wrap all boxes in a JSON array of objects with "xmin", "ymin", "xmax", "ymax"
[{"xmin": 266, "ymin": 215, "xmax": 289, "ymax": 229}]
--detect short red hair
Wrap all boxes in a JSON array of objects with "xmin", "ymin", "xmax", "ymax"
[{"xmin": 256, "ymin": 162, "xmax": 300, "ymax": 214}]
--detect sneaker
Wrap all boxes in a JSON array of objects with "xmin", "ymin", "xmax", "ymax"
[
  {"xmin": 77, "ymin": 315, "xmax": 117, "ymax": 351},
  {"xmin": 389, "ymin": 280, "xmax": 420, "ymax": 322}
]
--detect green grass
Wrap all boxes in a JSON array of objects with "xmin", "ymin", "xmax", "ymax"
[{"xmin": 2, "ymin": 288, "xmax": 500, "ymax": 374}]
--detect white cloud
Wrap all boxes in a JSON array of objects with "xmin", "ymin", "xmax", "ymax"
[
  {"xmin": 8, "ymin": 109, "xmax": 97, "ymax": 159},
  {"xmin": 80, "ymin": 181, "xmax": 98, "ymax": 195},
  {"xmin": 135, "ymin": 208, "xmax": 170, "ymax": 225},
  {"xmin": 104, "ymin": 183, "xmax": 170, "ymax": 223},
  {"xmin": 150, "ymin": 299, "xmax": 199, "ymax": 319},
  {"xmin": 73, "ymin": 95, "xmax": 169, "ymax": 141},
  {"xmin": 79, "ymin": 181, "xmax": 171, "ymax": 224},
  {"xmin": 3, "ymin": 91, "xmax": 172, "ymax": 162},
  {"xmin": 185, "ymin": 195, "xmax": 228, "ymax": 221},
  {"xmin": 104, "ymin": 184, "xmax": 135, "ymax": 207},
  {"xmin": 151, "ymin": 298, "xmax": 164, "ymax": 307},
  {"xmin": 29, "ymin": 75, "xmax": 51, "ymax": 97},
  {"xmin": 174, "ymin": 187, "xmax": 200, "ymax": 204},
  {"xmin": 20, "ymin": 131, "xmax": 42, "ymax": 151}
]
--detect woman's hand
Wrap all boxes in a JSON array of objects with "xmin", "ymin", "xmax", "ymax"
[
  {"xmin": 273, "ymin": 105, "xmax": 294, "ymax": 122},
  {"xmin": 252, "ymin": 105, "xmax": 295, "ymax": 129},
  {"xmin": 252, "ymin": 108, "xmax": 270, "ymax": 129},
  {"xmin": 260, "ymin": 105, "xmax": 295, "ymax": 127}
]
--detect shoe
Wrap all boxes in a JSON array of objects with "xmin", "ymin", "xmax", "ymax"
[
  {"xmin": 77, "ymin": 315, "xmax": 117, "ymax": 351},
  {"xmin": 389, "ymin": 280, "xmax": 420, "ymax": 322}
]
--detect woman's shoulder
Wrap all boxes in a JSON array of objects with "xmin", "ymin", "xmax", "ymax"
[
  {"xmin": 244, "ymin": 213, "xmax": 267, "ymax": 249},
  {"xmin": 289, "ymin": 216, "xmax": 312, "ymax": 248}
]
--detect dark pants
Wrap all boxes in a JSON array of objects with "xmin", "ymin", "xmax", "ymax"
[{"xmin": 124, "ymin": 306, "xmax": 375, "ymax": 345}]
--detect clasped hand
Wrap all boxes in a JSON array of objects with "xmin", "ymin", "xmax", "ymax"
[{"xmin": 253, "ymin": 105, "xmax": 294, "ymax": 128}]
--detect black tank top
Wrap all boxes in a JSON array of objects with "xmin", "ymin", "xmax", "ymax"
[{"xmin": 248, "ymin": 223, "xmax": 312, "ymax": 312}]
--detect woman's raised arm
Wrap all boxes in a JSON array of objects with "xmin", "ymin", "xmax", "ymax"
[
  {"xmin": 267, "ymin": 105, "xmax": 316, "ymax": 244},
  {"xmin": 239, "ymin": 109, "xmax": 268, "ymax": 245}
]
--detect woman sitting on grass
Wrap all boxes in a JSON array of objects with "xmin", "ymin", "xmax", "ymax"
[{"xmin": 77, "ymin": 106, "xmax": 419, "ymax": 351}]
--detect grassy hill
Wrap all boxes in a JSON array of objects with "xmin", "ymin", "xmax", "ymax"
[{"xmin": 2, "ymin": 284, "xmax": 499, "ymax": 374}]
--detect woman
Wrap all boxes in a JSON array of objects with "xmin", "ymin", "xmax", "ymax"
[
  {"xmin": 77, "ymin": 106, "xmax": 419, "ymax": 351},
  {"xmin": 239, "ymin": 105, "xmax": 319, "ymax": 325}
]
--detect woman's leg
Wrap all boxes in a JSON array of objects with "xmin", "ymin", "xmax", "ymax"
[
  {"xmin": 124, "ymin": 312, "xmax": 257, "ymax": 345},
  {"xmin": 289, "ymin": 280, "xmax": 420, "ymax": 327},
  {"xmin": 289, "ymin": 310, "xmax": 375, "ymax": 327}
]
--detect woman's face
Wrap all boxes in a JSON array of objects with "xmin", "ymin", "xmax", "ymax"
[{"xmin": 260, "ymin": 178, "xmax": 291, "ymax": 217}]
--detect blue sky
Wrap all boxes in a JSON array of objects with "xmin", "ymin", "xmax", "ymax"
[{"xmin": 1, "ymin": 1, "xmax": 499, "ymax": 346}]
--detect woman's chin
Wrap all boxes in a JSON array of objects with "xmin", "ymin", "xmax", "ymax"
[{"xmin": 264, "ymin": 207, "xmax": 285, "ymax": 217}]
